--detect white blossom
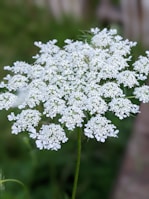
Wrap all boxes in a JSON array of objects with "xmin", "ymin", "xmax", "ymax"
[
  {"xmin": 43, "ymin": 96, "xmax": 66, "ymax": 118},
  {"xmin": 59, "ymin": 106, "xmax": 85, "ymax": 130},
  {"xmin": 0, "ymin": 28, "xmax": 149, "ymax": 150},
  {"xmin": 85, "ymin": 96, "xmax": 108, "ymax": 115},
  {"xmin": 36, "ymin": 124, "xmax": 68, "ymax": 150},
  {"xmin": 90, "ymin": 27, "xmax": 100, "ymax": 34},
  {"xmin": 8, "ymin": 109, "xmax": 41, "ymax": 134},
  {"xmin": 109, "ymin": 98, "xmax": 139, "ymax": 119},
  {"xmin": 100, "ymin": 82, "xmax": 124, "ymax": 98},
  {"xmin": 18, "ymin": 79, "xmax": 47, "ymax": 108},
  {"xmin": 0, "ymin": 93, "xmax": 17, "ymax": 110},
  {"xmin": 98, "ymin": 63, "xmax": 119, "ymax": 80},
  {"xmin": 133, "ymin": 53, "xmax": 149, "ymax": 76},
  {"xmin": 4, "ymin": 61, "xmax": 31, "ymax": 74},
  {"xmin": 28, "ymin": 64, "xmax": 44, "ymax": 79},
  {"xmin": 6, "ymin": 74, "xmax": 28, "ymax": 91},
  {"xmin": 116, "ymin": 70, "xmax": 139, "ymax": 88},
  {"xmin": 134, "ymin": 85, "xmax": 149, "ymax": 103},
  {"xmin": 109, "ymin": 39, "xmax": 136, "ymax": 56},
  {"xmin": 84, "ymin": 115, "xmax": 119, "ymax": 142},
  {"xmin": 91, "ymin": 28, "xmax": 117, "ymax": 48}
]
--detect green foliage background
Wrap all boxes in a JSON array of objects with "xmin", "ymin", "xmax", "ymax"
[{"xmin": 0, "ymin": 1, "xmax": 142, "ymax": 199}]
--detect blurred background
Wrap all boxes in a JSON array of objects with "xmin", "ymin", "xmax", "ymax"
[{"xmin": 0, "ymin": 0, "xmax": 149, "ymax": 199}]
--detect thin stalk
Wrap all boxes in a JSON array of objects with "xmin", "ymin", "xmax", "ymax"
[
  {"xmin": 0, "ymin": 179, "xmax": 30, "ymax": 198},
  {"xmin": 71, "ymin": 128, "xmax": 82, "ymax": 199}
]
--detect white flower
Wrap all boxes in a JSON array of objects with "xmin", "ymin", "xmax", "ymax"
[
  {"xmin": 0, "ymin": 27, "xmax": 149, "ymax": 150},
  {"xmin": 90, "ymin": 27, "xmax": 100, "ymax": 34},
  {"xmin": 109, "ymin": 98, "xmax": 139, "ymax": 119},
  {"xmin": 98, "ymin": 63, "xmax": 119, "ymax": 80},
  {"xmin": 18, "ymin": 79, "xmax": 47, "ymax": 108},
  {"xmin": 43, "ymin": 96, "xmax": 66, "ymax": 118},
  {"xmin": 116, "ymin": 70, "xmax": 139, "ymax": 88},
  {"xmin": 6, "ymin": 74, "xmax": 28, "ymax": 91},
  {"xmin": 134, "ymin": 85, "xmax": 149, "ymax": 103},
  {"xmin": 28, "ymin": 64, "xmax": 44, "ymax": 79},
  {"xmin": 85, "ymin": 96, "xmax": 108, "ymax": 115},
  {"xmin": 4, "ymin": 61, "xmax": 31, "ymax": 74},
  {"xmin": 100, "ymin": 82, "xmax": 124, "ymax": 98},
  {"xmin": 84, "ymin": 114, "xmax": 119, "ymax": 142},
  {"xmin": 109, "ymin": 39, "xmax": 136, "ymax": 56},
  {"xmin": 66, "ymin": 91, "xmax": 87, "ymax": 108},
  {"xmin": 0, "ymin": 93, "xmax": 17, "ymax": 110},
  {"xmin": 133, "ymin": 53, "xmax": 149, "ymax": 76},
  {"xmin": 107, "ymin": 54, "xmax": 130, "ymax": 70},
  {"xmin": 35, "ymin": 124, "xmax": 68, "ymax": 150},
  {"xmin": 34, "ymin": 40, "xmax": 59, "ymax": 54},
  {"xmin": 59, "ymin": 106, "xmax": 85, "ymax": 130},
  {"xmin": 91, "ymin": 28, "xmax": 117, "ymax": 48},
  {"xmin": 8, "ymin": 109, "xmax": 41, "ymax": 134}
]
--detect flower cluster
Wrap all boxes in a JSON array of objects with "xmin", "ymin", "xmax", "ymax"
[{"xmin": 0, "ymin": 28, "xmax": 149, "ymax": 150}]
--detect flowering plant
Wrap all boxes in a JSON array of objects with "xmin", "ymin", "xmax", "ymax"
[{"xmin": 0, "ymin": 28, "xmax": 149, "ymax": 198}]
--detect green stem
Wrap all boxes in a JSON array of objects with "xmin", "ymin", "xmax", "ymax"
[
  {"xmin": 71, "ymin": 128, "xmax": 82, "ymax": 199},
  {"xmin": 0, "ymin": 179, "xmax": 30, "ymax": 198},
  {"xmin": 127, "ymin": 96, "xmax": 135, "ymax": 99}
]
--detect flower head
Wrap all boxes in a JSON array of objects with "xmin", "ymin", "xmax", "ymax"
[
  {"xmin": 134, "ymin": 85, "xmax": 149, "ymax": 103},
  {"xmin": 0, "ymin": 28, "xmax": 149, "ymax": 150},
  {"xmin": 36, "ymin": 124, "xmax": 68, "ymax": 150},
  {"xmin": 0, "ymin": 93, "xmax": 17, "ymax": 110},
  {"xmin": 8, "ymin": 110, "xmax": 41, "ymax": 135}
]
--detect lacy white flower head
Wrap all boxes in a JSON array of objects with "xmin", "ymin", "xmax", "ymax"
[{"xmin": 1, "ymin": 27, "xmax": 149, "ymax": 150}]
